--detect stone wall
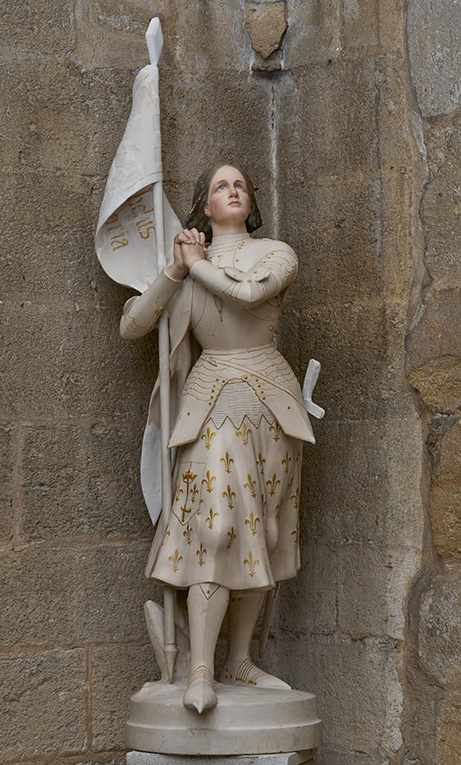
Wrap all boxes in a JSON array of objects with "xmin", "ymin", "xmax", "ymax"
[
  {"xmin": 1, "ymin": 1, "xmax": 458, "ymax": 764},
  {"xmin": 400, "ymin": 2, "xmax": 461, "ymax": 763}
]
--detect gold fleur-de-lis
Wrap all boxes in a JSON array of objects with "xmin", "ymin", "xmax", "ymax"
[
  {"xmin": 183, "ymin": 524, "xmax": 193, "ymax": 545},
  {"xmin": 226, "ymin": 527, "xmax": 236, "ymax": 549},
  {"xmin": 256, "ymin": 453, "xmax": 266, "ymax": 475},
  {"xmin": 236, "ymin": 421, "xmax": 252, "ymax": 446},
  {"xmin": 175, "ymin": 484, "xmax": 183, "ymax": 502},
  {"xmin": 196, "ymin": 543, "xmax": 207, "ymax": 566},
  {"xmin": 260, "ymin": 493, "xmax": 267, "ymax": 517},
  {"xmin": 296, "ymin": 449, "xmax": 302, "ymax": 462},
  {"xmin": 266, "ymin": 473, "xmax": 281, "ymax": 496},
  {"xmin": 290, "ymin": 487, "xmax": 300, "ymax": 509},
  {"xmin": 201, "ymin": 427, "xmax": 216, "ymax": 450},
  {"xmin": 245, "ymin": 510, "xmax": 261, "ymax": 536},
  {"xmin": 269, "ymin": 421, "xmax": 281, "ymax": 441},
  {"xmin": 168, "ymin": 548, "xmax": 183, "ymax": 573},
  {"xmin": 244, "ymin": 551, "xmax": 260, "ymax": 577},
  {"xmin": 243, "ymin": 474, "xmax": 257, "ymax": 498},
  {"xmin": 220, "ymin": 452, "xmax": 234, "ymax": 473},
  {"xmin": 291, "ymin": 524, "xmax": 299, "ymax": 543},
  {"xmin": 206, "ymin": 508, "xmax": 219, "ymax": 529},
  {"xmin": 222, "ymin": 484, "xmax": 236, "ymax": 510},
  {"xmin": 202, "ymin": 471, "xmax": 216, "ymax": 493},
  {"xmin": 190, "ymin": 484, "xmax": 199, "ymax": 504},
  {"xmin": 161, "ymin": 527, "xmax": 171, "ymax": 546},
  {"xmin": 282, "ymin": 451, "xmax": 292, "ymax": 474}
]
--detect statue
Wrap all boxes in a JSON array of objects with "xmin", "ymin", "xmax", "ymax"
[
  {"xmin": 120, "ymin": 163, "xmax": 317, "ymax": 714},
  {"xmin": 96, "ymin": 18, "xmax": 323, "ymax": 757}
]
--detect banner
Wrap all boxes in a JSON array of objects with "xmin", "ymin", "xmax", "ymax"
[{"xmin": 95, "ymin": 64, "xmax": 181, "ymax": 292}]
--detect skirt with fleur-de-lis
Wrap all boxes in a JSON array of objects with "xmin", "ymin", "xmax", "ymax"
[{"xmin": 147, "ymin": 382, "xmax": 302, "ymax": 591}]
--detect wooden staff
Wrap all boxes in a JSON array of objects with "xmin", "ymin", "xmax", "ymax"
[{"xmin": 146, "ymin": 18, "xmax": 177, "ymax": 684}]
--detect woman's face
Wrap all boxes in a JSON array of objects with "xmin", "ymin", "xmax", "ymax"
[{"xmin": 205, "ymin": 165, "xmax": 251, "ymax": 228}]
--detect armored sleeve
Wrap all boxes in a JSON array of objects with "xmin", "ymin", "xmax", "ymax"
[
  {"xmin": 120, "ymin": 269, "xmax": 184, "ymax": 339},
  {"xmin": 189, "ymin": 246, "xmax": 298, "ymax": 308}
]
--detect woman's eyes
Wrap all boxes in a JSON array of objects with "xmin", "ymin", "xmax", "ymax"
[{"xmin": 216, "ymin": 182, "xmax": 247, "ymax": 191}]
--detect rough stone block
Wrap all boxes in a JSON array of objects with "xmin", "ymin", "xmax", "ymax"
[
  {"xmin": 337, "ymin": 543, "xmax": 418, "ymax": 641},
  {"xmin": 407, "ymin": 0, "xmax": 461, "ymax": 116},
  {"xmin": 0, "ymin": 546, "xmax": 157, "ymax": 646},
  {"xmin": 406, "ymin": 288, "xmax": 461, "ymax": 374},
  {"xmin": 167, "ymin": 0, "xmax": 254, "ymax": 74},
  {"xmin": 0, "ymin": 426, "xmax": 13, "ymax": 545},
  {"xmin": 341, "ymin": 0, "xmax": 379, "ymax": 50},
  {"xmin": 297, "ymin": 303, "xmax": 387, "ymax": 422},
  {"xmin": 0, "ymin": 61, "xmax": 135, "ymax": 178},
  {"xmin": 279, "ymin": 634, "xmax": 401, "ymax": 756},
  {"xmin": 92, "ymin": 643, "xmax": 156, "ymax": 750},
  {"xmin": 278, "ymin": 542, "xmax": 337, "ymax": 636},
  {"xmin": 72, "ymin": 0, "xmax": 156, "ymax": 70},
  {"xmin": 283, "ymin": 0, "xmax": 341, "ymax": 68},
  {"xmin": 0, "ymin": 648, "xmax": 86, "ymax": 756},
  {"xmin": 422, "ymin": 112, "xmax": 458, "ymax": 180},
  {"xmin": 383, "ymin": 415, "xmax": 424, "ymax": 546},
  {"xmin": 409, "ymin": 359, "xmax": 461, "ymax": 415},
  {"xmin": 418, "ymin": 578, "xmax": 461, "ymax": 688},
  {"xmin": 316, "ymin": 750, "xmax": 371, "ymax": 765},
  {"xmin": 421, "ymin": 116, "xmax": 461, "ymax": 285},
  {"xmin": 302, "ymin": 419, "xmax": 388, "ymax": 546},
  {"xmin": 276, "ymin": 60, "xmax": 380, "ymax": 181},
  {"xmin": 436, "ymin": 696, "xmax": 461, "ymax": 764},
  {"xmin": 1, "ymin": 296, "xmax": 156, "ymax": 422},
  {"xmin": 21, "ymin": 423, "xmax": 151, "ymax": 543},
  {"xmin": 245, "ymin": 2, "xmax": 287, "ymax": 60},
  {"xmin": 279, "ymin": 177, "xmax": 384, "ymax": 306},
  {"xmin": 429, "ymin": 418, "xmax": 461, "ymax": 556},
  {"xmin": 73, "ymin": 0, "xmax": 255, "ymax": 73},
  {"xmin": 0, "ymin": 0, "xmax": 75, "ymax": 58},
  {"xmin": 2, "ymin": 171, "xmax": 93, "ymax": 301}
]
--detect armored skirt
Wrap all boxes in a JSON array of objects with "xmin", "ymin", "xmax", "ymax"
[{"xmin": 149, "ymin": 381, "xmax": 302, "ymax": 592}]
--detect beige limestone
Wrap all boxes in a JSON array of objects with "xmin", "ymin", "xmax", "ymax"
[
  {"xmin": 1, "ymin": 546, "xmax": 155, "ymax": 645},
  {"xmin": 436, "ymin": 696, "xmax": 461, "ymax": 765},
  {"xmin": 245, "ymin": 2, "xmax": 287, "ymax": 60},
  {"xmin": 21, "ymin": 423, "xmax": 150, "ymax": 542},
  {"xmin": 418, "ymin": 578, "xmax": 461, "ymax": 689},
  {"xmin": 0, "ymin": 426, "xmax": 13, "ymax": 543},
  {"xmin": 409, "ymin": 358, "xmax": 461, "ymax": 413},
  {"xmin": 0, "ymin": 649, "xmax": 86, "ymax": 756},
  {"xmin": 429, "ymin": 418, "xmax": 461, "ymax": 556},
  {"xmin": 92, "ymin": 644, "xmax": 155, "ymax": 751},
  {"xmin": 407, "ymin": 0, "xmax": 461, "ymax": 117}
]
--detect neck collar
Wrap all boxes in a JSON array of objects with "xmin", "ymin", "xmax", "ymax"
[{"xmin": 209, "ymin": 232, "xmax": 251, "ymax": 247}]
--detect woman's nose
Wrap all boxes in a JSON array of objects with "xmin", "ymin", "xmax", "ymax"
[{"xmin": 229, "ymin": 186, "xmax": 238, "ymax": 197}]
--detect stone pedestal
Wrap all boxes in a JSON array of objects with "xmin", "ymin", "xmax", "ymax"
[
  {"xmin": 127, "ymin": 753, "xmax": 316, "ymax": 765},
  {"xmin": 126, "ymin": 682, "xmax": 322, "ymax": 756}
]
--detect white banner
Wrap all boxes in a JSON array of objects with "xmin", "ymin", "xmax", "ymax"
[{"xmin": 95, "ymin": 64, "xmax": 181, "ymax": 292}]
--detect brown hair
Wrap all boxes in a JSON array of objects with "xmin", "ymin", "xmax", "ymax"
[{"xmin": 184, "ymin": 163, "xmax": 262, "ymax": 242}]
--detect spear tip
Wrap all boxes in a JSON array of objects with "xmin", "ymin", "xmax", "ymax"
[{"xmin": 146, "ymin": 17, "xmax": 164, "ymax": 66}]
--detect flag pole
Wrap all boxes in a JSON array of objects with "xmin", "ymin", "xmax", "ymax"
[{"xmin": 146, "ymin": 18, "xmax": 177, "ymax": 684}]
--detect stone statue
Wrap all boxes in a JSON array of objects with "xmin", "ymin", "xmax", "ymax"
[{"xmin": 120, "ymin": 163, "xmax": 318, "ymax": 715}]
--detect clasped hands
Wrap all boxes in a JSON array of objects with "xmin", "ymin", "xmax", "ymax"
[{"xmin": 166, "ymin": 228, "xmax": 206, "ymax": 282}]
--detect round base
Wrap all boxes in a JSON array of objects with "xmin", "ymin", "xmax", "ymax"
[{"xmin": 126, "ymin": 681, "xmax": 322, "ymax": 755}]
